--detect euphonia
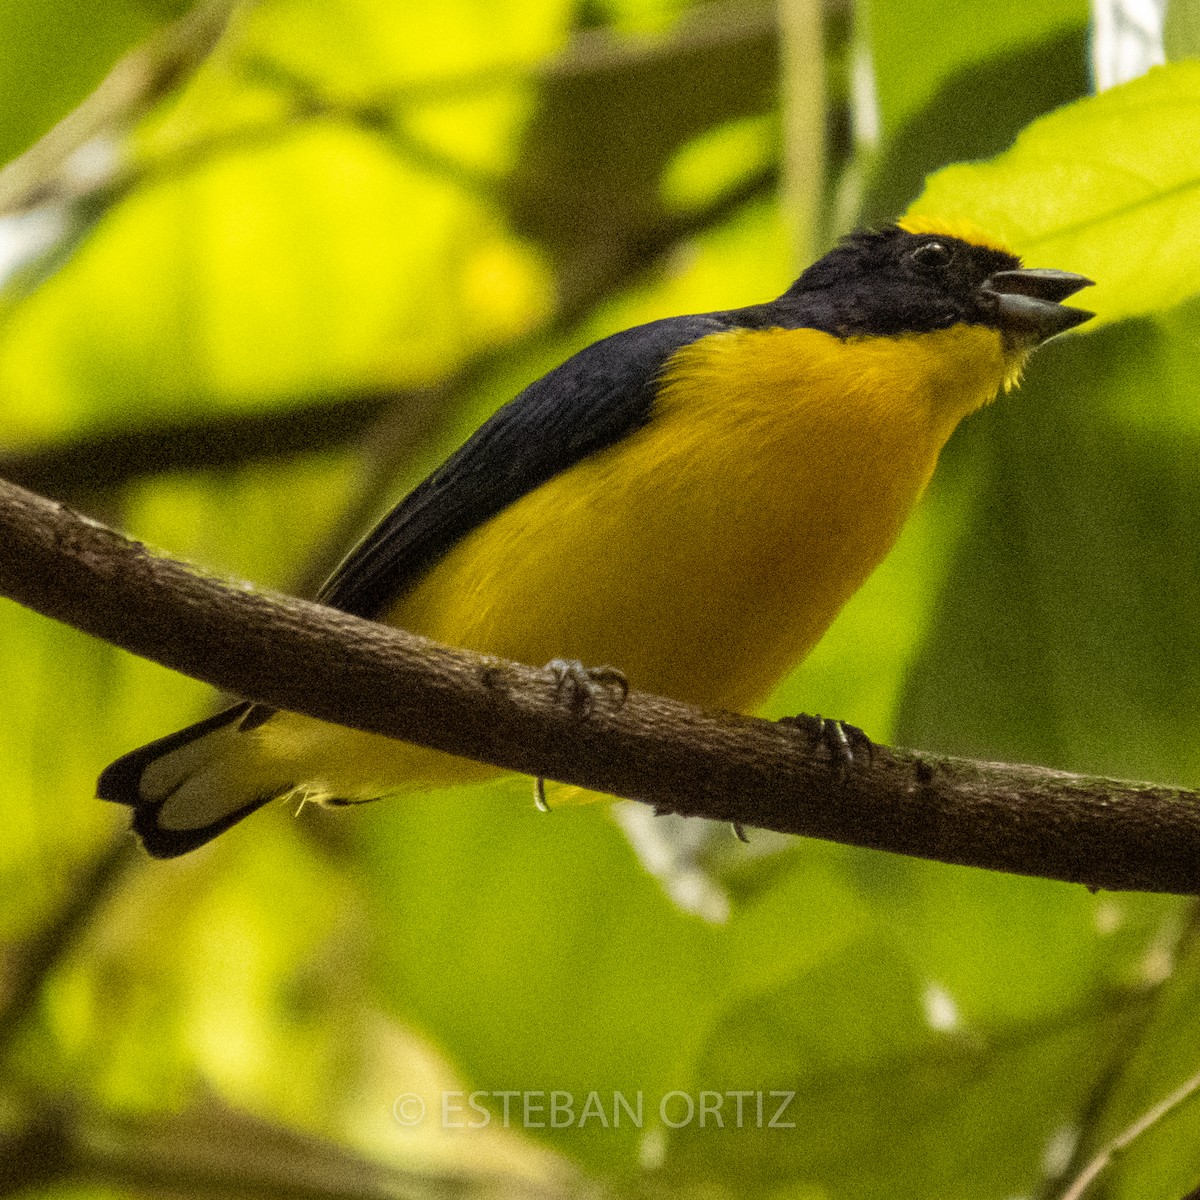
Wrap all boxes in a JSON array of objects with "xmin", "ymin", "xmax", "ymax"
[{"xmin": 99, "ymin": 217, "xmax": 1094, "ymax": 856}]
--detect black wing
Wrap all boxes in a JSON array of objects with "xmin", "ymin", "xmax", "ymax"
[{"xmin": 317, "ymin": 313, "xmax": 730, "ymax": 619}]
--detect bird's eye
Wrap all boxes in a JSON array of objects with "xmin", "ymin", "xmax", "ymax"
[{"xmin": 911, "ymin": 241, "xmax": 952, "ymax": 269}]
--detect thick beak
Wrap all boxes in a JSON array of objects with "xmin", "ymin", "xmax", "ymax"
[{"xmin": 981, "ymin": 268, "xmax": 1095, "ymax": 343}]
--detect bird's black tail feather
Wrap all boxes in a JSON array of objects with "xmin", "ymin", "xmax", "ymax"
[{"xmin": 98, "ymin": 703, "xmax": 292, "ymax": 858}]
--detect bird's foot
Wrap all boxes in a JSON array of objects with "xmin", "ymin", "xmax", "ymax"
[
  {"xmin": 813, "ymin": 714, "xmax": 873, "ymax": 778},
  {"xmin": 780, "ymin": 713, "xmax": 873, "ymax": 779},
  {"xmin": 546, "ymin": 658, "xmax": 629, "ymax": 717},
  {"xmin": 722, "ymin": 716, "xmax": 870, "ymax": 840},
  {"xmin": 533, "ymin": 659, "xmax": 629, "ymax": 812}
]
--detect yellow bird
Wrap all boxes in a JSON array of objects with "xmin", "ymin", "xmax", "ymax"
[{"xmin": 99, "ymin": 217, "xmax": 1093, "ymax": 856}]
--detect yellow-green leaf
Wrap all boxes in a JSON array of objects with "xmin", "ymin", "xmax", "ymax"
[{"xmin": 906, "ymin": 61, "xmax": 1200, "ymax": 326}]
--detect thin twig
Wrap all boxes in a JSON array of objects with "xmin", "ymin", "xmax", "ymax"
[
  {"xmin": 0, "ymin": 838, "xmax": 137, "ymax": 1060},
  {"xmin": 0, "ymin": 0, "xmax": 246, "ymax": 215},
  {"xmin": 1037, "ymin": 899, "xmax": 1200, "ymax": 1199},
  {"xmin": 1058, "ymin": 1067, "xmax": 1200, "ymax": 1200}
]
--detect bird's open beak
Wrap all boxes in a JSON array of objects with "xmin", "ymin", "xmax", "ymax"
[{"xmin": 981, "ymin": 268, "xmax": 1095, "ymax": 343}]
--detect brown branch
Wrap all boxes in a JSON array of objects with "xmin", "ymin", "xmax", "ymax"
[
  {"xmin": 1, "ymin": 474, "xmax": 1198, "ymax": 894},
  {"xmin": 0, "ymin": 1099, "xmax": 567, "ymax": 1200},
  {"xmin": 0, "ymin": 839, "xmax": 137, "ymax": 1062},
  {"xmin": 0, "ymin": 0, "xmax": 246, "ymax": 216}
]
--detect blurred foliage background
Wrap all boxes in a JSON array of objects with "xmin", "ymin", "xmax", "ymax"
[{"xmin": 3, "ymin": 0, "xmax": 1200, "ymax": 1197}]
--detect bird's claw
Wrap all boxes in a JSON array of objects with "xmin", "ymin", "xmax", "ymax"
[
  {"xmin": 813, "ymin": 714, "xmax": 873, "ymax": 777},
  {"xmin": 546, "ymin": 658, "xmax": 628, "ymax": 718},
  {"xmin": 532, "ymin": 659, "xmax": 629, "ymax": 813},
  {"xmin": 779, "ymin": 713, "xmax": 873, "ymax": 780}
]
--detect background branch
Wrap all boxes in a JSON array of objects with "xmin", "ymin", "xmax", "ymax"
[
  {"xmin": 0, "ymin": 391, "xmax": 394, "ymax": 502},
  {"xmin": 0, "ymin": 473, "xmax": 1198, "ymax": 894},
  {"xmin": 0, "ymin": 839, "xmax": 135, "ymax": 1063},
  {"xmin": 0, "ymin": 0, "xmax": 245, "ymax": 216},
  {"xmin": 0, "ymin": 1099, "xmax": 569, "ymax": 1200},
  {"xmin": 1058, "ymin": 1064, "xmax": 1200, "ymax": 1200},
  {"xmin": 0, "ymin": 165, "xmax": 776, "ymax": 510}
]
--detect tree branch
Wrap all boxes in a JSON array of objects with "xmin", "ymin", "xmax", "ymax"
[
  {"xmin": 0, "ymin": 390, "xmax": 394, "ymax": 502},
  {"xmin": 0, "ymin": 838, "xmax": 136, "ymax": 1063},
  {"xmin": 0, "ymin": 1099, "xmax": 566, "ymax": 1200},
  {"xmin": 1, "ymin": 473, "xmax": 1199, "ymax": 894},
  {"xmin": 1058, "ymin": 1064, "xmax": 1200, "ymax": 1200}
]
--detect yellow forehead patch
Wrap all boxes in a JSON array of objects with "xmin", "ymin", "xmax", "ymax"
[{"xmin": 897, "ymin": 214, "xmax": 1015, "ymax": 256}]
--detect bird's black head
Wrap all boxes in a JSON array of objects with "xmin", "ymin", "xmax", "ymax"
[{"xmin": 777, "ymin": 222, "xmax": 1094, "ymax": 345}]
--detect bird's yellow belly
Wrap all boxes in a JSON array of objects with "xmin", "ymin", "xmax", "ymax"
[
  {"xmin": 397, "ymin": 421, "xmax": 917, "ymax": 714},
  {"xmin": 259, "ymin": 324, "xmax": 1008, "ymax": 801}
]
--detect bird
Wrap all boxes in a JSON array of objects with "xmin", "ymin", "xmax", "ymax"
[{"xmin": 98, "ymin": 217, "xmax": 1094, "ymax": 857}]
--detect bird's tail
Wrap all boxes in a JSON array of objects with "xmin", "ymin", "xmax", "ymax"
[{"xmin": 97, "ymin": 704, "xmax": 295, "ymax": 858}]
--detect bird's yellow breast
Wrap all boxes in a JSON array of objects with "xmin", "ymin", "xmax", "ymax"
[{"xmin": 261, "ymin": 321, "xmax": 1012, "ymax": 799}]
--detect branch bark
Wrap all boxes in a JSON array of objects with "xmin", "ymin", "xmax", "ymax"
[
  {"xmin": 0, "ymin": 1099, "xmax": 561, "ymax": 1200},
  {"xmin": 0, "ymin": 390, "xmax": 395, "ymax": 502},
  {"xmin": 1, "ymin": 473, "xmax": 1199, "ymax": 894}
]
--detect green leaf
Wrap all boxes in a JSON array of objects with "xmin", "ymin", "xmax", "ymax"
[
  {"xmin": 898, "ymin": 311, "xmax": 1200, "ymax": 785},
  {"xmin": 0, "ymin": 0, "xmax": 169, "ymax": 167},
  {"xmin": 906, "ymin": 61, "xmax": 1200, "ymax": 326},
  {"xmin": 859, "ymin": 27, "xmax": 1090, "ymax": 227},
  {"xmin": 357, "ymin": 787, "xmax": 875, "ymax": 1175},
  {"xmin": 356, "ymin": 773, "xmax": 1178, "ymax": 1191},
  {"xmin": 867, "ymin": 0, "xmax": 1086, "ymax": 136},
  {"xmin": 249, "ymin": 0, "xmax": 570, "ymax": 92},
  {"xmin": 667, "ymin": 969, "xmax": 1134, "ymax": 1198},
  {"xmin": 1165, "ymin": 0, "xmax": 1200, "ymax": 61},
  {"xmin": 0, "ymin": 131, "xmax": 547, "ymax": 445}
]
